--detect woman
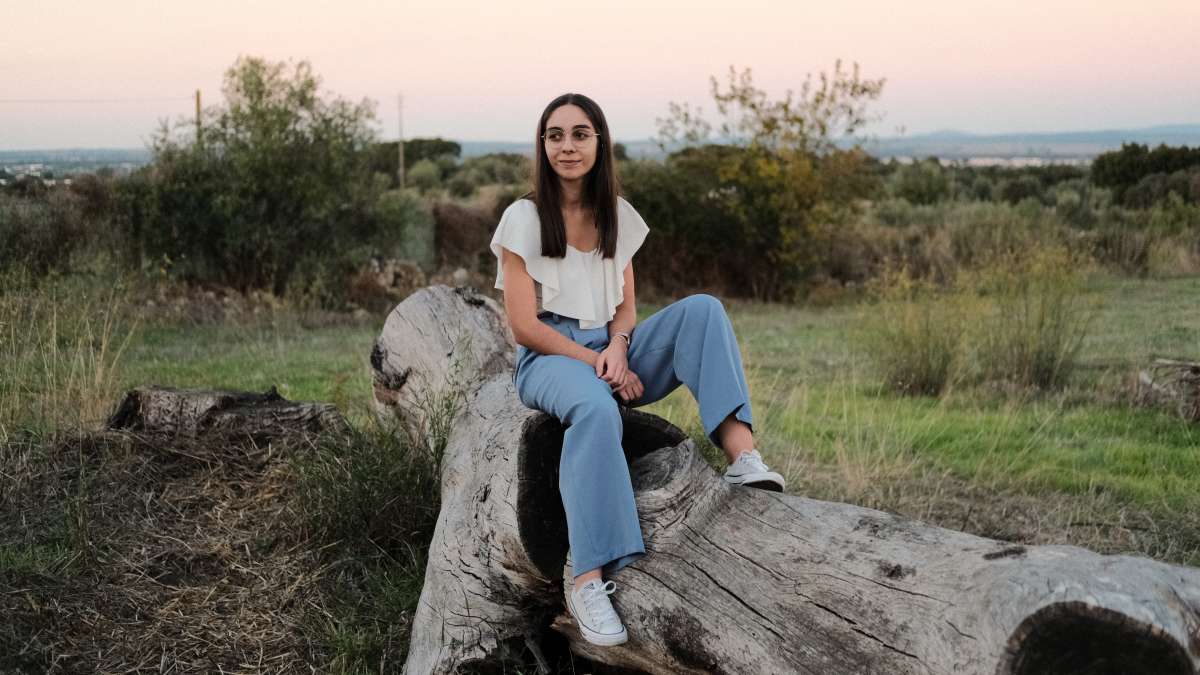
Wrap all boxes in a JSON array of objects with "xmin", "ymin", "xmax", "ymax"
[{"xmin": 489, "ymin": 93, "xmax": 785, "ymax": 647}]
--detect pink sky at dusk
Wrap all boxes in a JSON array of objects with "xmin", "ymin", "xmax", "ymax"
[{"xmin": 1, "ymin": 0, "xmax": 1197, "ymax": 149}]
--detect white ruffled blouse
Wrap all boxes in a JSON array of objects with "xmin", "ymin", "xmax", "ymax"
[{"xmin": 490, "ymin": 197, "xmax": 650, "ymax": 329}]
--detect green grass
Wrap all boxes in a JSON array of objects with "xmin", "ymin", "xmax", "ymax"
[
  {"xmin": 35, "ymin": 274, "xmax": 1182, "ymax": 517},
  {"xmin": 118, "ymin": 315, "xmax": 383, "ymax": 424},
  {"xmin": 639, "ymin": 275, "xmax": 1200, "ymax": 512},
  {"xmin": 101, "ymin": 276, "xmax": 1200, "ymax": 513},
  {"xmin": 5, "ymin": 272, "xmax": 1199, "ymax": 668}
]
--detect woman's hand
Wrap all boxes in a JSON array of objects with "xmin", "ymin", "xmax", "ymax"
[
  {"xmin": 595, "ymin": 341, "xmax": 629, "ymax": 388},
  {"xmin": 614, "ymin": 370, "xmax": 644, "ymax": 403}
]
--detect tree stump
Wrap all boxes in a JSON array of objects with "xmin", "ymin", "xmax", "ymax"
[{"xmin": 379, "ymin": 286, "xmax": 1200, "ymax": 675}]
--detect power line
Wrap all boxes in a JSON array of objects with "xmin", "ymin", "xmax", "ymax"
[{"xmin": 0, "ymin": 97, "xmax": 193, "ymax": 104}]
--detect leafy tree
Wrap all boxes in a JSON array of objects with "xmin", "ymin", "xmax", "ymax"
[
  {"xmin": 648, "ymin": 61, "xmax": 885, "ymax": 298},
  {"xmin": 136, "ymin": 56, "xmax": 389, "ymax": 294}
]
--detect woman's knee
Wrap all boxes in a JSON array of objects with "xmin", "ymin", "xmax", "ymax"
[{"xmin": 682, "ymin": 293, "xmax": 725, "ymax": 317}]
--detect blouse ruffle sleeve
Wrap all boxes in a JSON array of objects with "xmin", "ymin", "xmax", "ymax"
[
  {"xmin": 489, "ymin": 199, "xmax": 561, "ymax": 307},
  {"xmin": 600, "ymin": 197, "xmax": 650, "ymax": 321}
]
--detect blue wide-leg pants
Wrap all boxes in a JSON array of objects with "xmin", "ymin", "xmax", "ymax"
[{"xmin": 513, "ymin": 294, "xmax": 755, "ymax": 579}]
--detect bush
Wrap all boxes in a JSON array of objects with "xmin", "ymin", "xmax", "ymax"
[
  {"xmin": 432, "ymin": 201, "xmax": 494, "ymax": 270},
  {"xmin": 891, "ymin": 159, "xmax": 949, "ymax": 205},
  {"xmin": 407, "ymin": 158, "xmax": 441, "ymax": 192},
  {"xmin": 0, "ymin": 191, "xmax": 91, "ymax": 276},
  {"xmin": 128, "ymin": 56, "xmax": 397, "ymax": 301}
]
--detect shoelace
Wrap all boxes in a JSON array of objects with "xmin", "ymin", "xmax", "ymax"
[
  {"xmin": 734, "ymin": 450, "xmax": 769, "ymax": 473},
  {"xmin": 579, "ymin": 580, "xmax": 619, "ymax": 626}
]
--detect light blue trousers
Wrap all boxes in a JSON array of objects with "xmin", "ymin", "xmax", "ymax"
[{"xmin": 513, "ymin": 294, "xmax": 755, "ymax": 579}]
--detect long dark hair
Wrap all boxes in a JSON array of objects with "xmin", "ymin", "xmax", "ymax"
[{"xmin": 527, "ymin": 93, "xmax": 620, "ymax": 259}]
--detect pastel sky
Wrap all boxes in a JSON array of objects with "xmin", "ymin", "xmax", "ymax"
[{"xmin": 2, "ymin": 0, "xmax": 1198, "ymax": 150}]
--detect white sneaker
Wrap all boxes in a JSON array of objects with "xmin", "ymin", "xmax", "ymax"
[
  {"xmin": 566, "ymin": 578, "xmax": 629, "ymax": 646},
  {"xmin": 723, "ymin": 449, "xmax": 786, "ymax": 491}
]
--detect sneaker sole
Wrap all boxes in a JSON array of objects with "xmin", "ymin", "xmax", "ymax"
[
  {"xmin": 724, "ymin": 471, "xmax": 786, "ymax": 492},
  {"xmin": 566, "ymin": 588, "xmax": 629, "ymax": 647}
]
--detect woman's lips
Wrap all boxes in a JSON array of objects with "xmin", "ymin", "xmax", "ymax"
[{"xmin": 559, "ymin": 160, "xmax": 581, "ymax": 166}]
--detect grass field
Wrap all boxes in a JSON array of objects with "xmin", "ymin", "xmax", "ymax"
[
  {"xmin": 111, "ymin": 276, "xmax": 1200, "ymax": 512},
  {"xmin": 4, "ymin": 271, "xmax": 1198, "ymax": 670},
  {"xmin": 86, "ymin": 274, "xmax": 1200, "ymax": 564}
]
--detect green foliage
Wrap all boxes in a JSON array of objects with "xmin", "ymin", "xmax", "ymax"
[
  {"xmin": 891, "ymin": 159, "xmax": 949, "ymax": 205},
  {"xmin": 995, "ymin": 174, "xmax": 1046, "ymax": 205},
  {"xmin": 0, "ymin": 191, "xmax": 91, "ymax": 275},
  {"xmin": 367, "ymin": 137, "xmax": 462, "ymax": 187},
  {"xmin": 860, "ymin": 269, "xmax": 967, "ymax": 395},
  {"xmin": 638, "ymin": 62, "xmax": 885, "ymax": 299},
  {"xmin": 126, "ymin": 56, "xmax": 406, "ymax": 300},
  {"xmin": 1092, "ymin": 142, "xmax": 1200, "ymax": 206},
  {"xmin": 440, "ymin": 152, "xmax": 531, "ymax": 199},
  {"xmin": 406, "ymin": 158, "xmax": 441, "ymax": 192}
]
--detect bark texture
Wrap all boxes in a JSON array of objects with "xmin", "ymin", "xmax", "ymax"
[
  {"xmin": 107, "ymin": 384, "xmax": 345, "ymax": 437},
  {"xmin": 381, "ymin": 286, "xmax": 1200, "ymax": 675}
]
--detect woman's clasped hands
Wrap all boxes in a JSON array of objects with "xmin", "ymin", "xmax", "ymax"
[{"xmin": 595, "ymin": 340, "xmax": 643, "ymax": 402}]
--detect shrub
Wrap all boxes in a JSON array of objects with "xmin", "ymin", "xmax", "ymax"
[
  {"xmin": 407, "ymin": 158, "xmax": 441, "ymax": 192},
  {"xmin": 891, "ymin": 159, "xmax": 949, "ymax": 205},
  {"xmin": 432, "ymin": 201, "xmax": 494, "ymax": 270},
  {"xmin": 129, "ymin": 56, "xmax": 392, "ymax": 299},
  {"xmin": 0, "ymin": 191, "xmax": 92, "ymax": 276}
]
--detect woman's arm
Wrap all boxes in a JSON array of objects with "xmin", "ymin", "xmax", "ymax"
[{"xmin": 501, "ymin": 247, "xmax": 600, "ymax": 367}]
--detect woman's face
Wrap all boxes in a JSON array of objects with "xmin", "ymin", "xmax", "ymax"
[{"xmin": 543, "ymin": 103, "xmax": 598, "ymax": 183}]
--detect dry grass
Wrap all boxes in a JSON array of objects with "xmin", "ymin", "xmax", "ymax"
[
  {"xmin": 0, "ymin": 269, "xmax": 139, "ymax": 440},
  {"xmin": 1, "ymin": 430, "xmax": 326, "ymax": 672}
]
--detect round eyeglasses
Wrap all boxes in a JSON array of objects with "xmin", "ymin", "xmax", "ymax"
[{"xmin": 542, "ymin": 128, "xmax": 601, "ymax": 148}]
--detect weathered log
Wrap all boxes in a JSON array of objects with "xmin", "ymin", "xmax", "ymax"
[
  {"xmin": 107, "ymin": 384, "xmax": 345, "ymax": 437},
  {"xmin": 385, "ymin": 286, "xmax": 1200, "ymax": 675}
]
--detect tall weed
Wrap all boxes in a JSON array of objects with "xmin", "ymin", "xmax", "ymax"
[
  {"xmin": 860, "ymin": 267, "xmax": 969, "ymax": 396},
  {"xmin": 967, "ymin": 249, "xmax": 1096, "ymax": 390},
  {"xmin": 0, "ymin": 267, "xmax": 138, "ymax": 440},
  {"xmin": 860, "ymin": 247, "xmax": 1095, "ymax": 396}
]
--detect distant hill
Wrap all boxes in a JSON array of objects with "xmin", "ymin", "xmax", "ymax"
[{"xmin": 7, "ymin": 125, "xmax": 1199, "ymax": 172}]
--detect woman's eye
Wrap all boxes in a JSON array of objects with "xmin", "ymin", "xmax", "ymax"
[
  {"xmin": 547, "ymin": 132, "xmax": 563, "ymax": 142},
  {"xmin": 572, "ymin": 131, "xmax": 589, "ymax": 141}
]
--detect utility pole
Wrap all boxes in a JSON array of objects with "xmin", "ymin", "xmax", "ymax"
[
  {"xmin": 397, "ymin": 93, "xmax": 405, "ymax": 190},
  {"xmin": 195, "ymin": 89, "xmax": 202, "ymax": 145}
]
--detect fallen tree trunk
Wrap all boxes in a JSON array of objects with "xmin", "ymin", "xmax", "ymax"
[
  {"xmin": 107, "ymin": 384, "xmax": 346, "ymax": 437},
  {"xmin": 377, "ymin": 286, "xmax": 1200, "ymax": 675}
]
